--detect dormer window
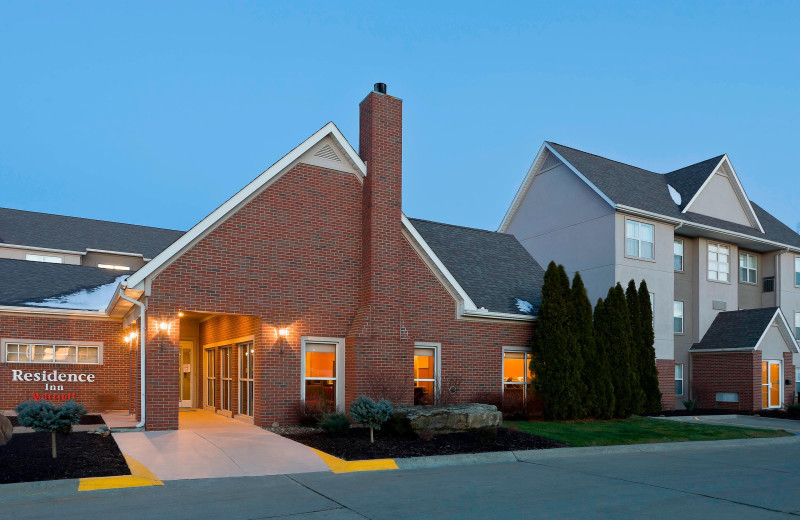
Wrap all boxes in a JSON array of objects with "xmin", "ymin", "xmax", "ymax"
[{"xmin": 625, "ymin": 220, "xmax": 655, "ymax": 260}]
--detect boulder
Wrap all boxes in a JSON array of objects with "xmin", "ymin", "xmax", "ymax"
[
  {"xmin": 0, "ymin": 414, "xmax": 12, "ymax": 446},
  {"xmin": 392, "ymin": 404, "xmax": 502, "ymax": 435}
]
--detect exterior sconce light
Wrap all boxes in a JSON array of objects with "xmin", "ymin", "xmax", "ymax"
[
  {"xmin": 278, "ymin": 328, "xmax": 289, "ymax": 337},
  {"xmin": 178, "ymin": 311, "xmax": 185, "ymax": 318},
  {"xmin": 159, "ymin": 321, "xmax": 169, "ymax": 332}
]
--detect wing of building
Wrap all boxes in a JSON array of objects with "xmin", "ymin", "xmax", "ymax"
[
  {"xmin": 501, "ymin": 141, "xmax": 800, "ymax": 411},
  {"xmin": 0, "ymin": 85, "xmax": 544, "ymax": 429}
]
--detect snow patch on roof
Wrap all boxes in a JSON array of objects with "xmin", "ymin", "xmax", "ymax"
[
  {"xmin": 515, "ymin": 298, "xmax": 534, "ymax": 314},
  {"xmin": 668, "ymin": 184, "xmax": 682, "ymax": 206},
  {"xmin": 24, "ymin": 275, "xmax": 127, "ymax": 311}
]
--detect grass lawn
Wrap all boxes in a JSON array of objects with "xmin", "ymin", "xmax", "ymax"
[{"xmin": 508, "ymin": 416, "xmax": 792, "ymax": 447}]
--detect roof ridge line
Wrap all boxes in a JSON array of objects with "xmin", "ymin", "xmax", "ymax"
[{"xmin": 547, "ymin": 141, "xmax": 661, "ymax": 176}]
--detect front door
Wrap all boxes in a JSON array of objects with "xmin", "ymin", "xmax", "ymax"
[
  {"xmin": 179, "ymin": 340, "xmax": 194, "ymax": 407},
  {"xmin": 762, "ymin": 361, "xmax": 782, "ymax": 409}
]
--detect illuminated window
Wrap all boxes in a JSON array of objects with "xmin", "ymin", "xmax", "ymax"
[
  {"xmin": 414, "ymin": 345, "xmax": 438, "ymax": 405},
  {"xmin": 304, "ymin": 342, "xmax": 337, "ymax": 408},
  {"xmin": 674, "ymin": 239, "xmax": 684, "ymax": 271},
  {"xmin": 204, "ymin": 348, "xmax": 216, "ymax": 408},
  {"xmin": 238, "ymin": 342, "xmax": 254, "ymax": 417},
  {"xmin": 626, "ymin": 220, "xmax": 655, "ymax": 260},
  {"xmin": 739, "ymin": 253, "xmax": 757, "ymax": 284},
  {"xmin": 3, "ymin": 341, "xmax": 100, "ymax": 364},
  {"xmin": 98, "ymin": 264, "xmax": 131, "ymax": 271},
  {"xmin": 708, "ymin": 242, "xmax": 730, "ymax": 282},
  {"xmin": 25, "ymin": 253, "xmax": 62, "ymax": 263},
  {"xmin": 503, "ymin": 348, "xmax": 533, "ymax": 405},
  {"xmin": 675, "ymin": 364, "xmax": 684, "ymax": 396}
]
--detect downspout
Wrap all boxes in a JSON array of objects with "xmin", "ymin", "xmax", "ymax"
[{"xmin": 119, "ymin": 287, "xmax": 147, "ymax": 429}]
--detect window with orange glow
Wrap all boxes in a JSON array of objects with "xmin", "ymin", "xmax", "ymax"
[
  {"xmin": 414, "ymin": 347, "xmax": 437, "ymax": 405},
  {"xmin": 304, "ymin": 343, "xmax": 337, "ymax": 407},
  {"xmin": 503, "ymin": 349, "xmax": 533, "ymax": 405}
]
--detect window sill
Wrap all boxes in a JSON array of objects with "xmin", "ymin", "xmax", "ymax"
[
  {"xmin": 624, "ymin": 254, "xmax": 657, "ymax": 264},
  {"xmin": 740, "ymin": 281, "xmax": 758, "ymax": 286},
  {"xmin": 706, "ymin": 278, "xmax": 732, "ymax": 285}
]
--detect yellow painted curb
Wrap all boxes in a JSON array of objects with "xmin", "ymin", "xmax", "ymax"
[
  {"xmin": 78, "ymin": 456, "xmax": 163, "ymax": 491},
  {"xmin": 311, "ymin": 448, "xmax": 398, "ymax": 474}
]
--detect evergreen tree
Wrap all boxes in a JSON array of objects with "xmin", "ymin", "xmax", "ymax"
[
  {"xmin": 638, "ymin": 280, "xmax": 663, "ymax": 412},
  {"xmin": 530, "ymin": 262, "xmax": 583, "ymax": 420},
  {"xmin": 568, "ymin": 273, "xmax": 590, "ymax": 418},
  {"xmin": 625, "ymin": 280, "xmax": 645, "ymax": 414},
  {"xmin": 602, "ymin": 284, "xmax": 635, "ymax": 417},
  {"xmin": 572, "ymin": 274, "xmax": 614, "ymax": 419}
]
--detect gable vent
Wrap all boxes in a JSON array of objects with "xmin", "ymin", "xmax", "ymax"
[{"xmin": 313, "ymin": 144, "xmax": 341, "ymax": 162}]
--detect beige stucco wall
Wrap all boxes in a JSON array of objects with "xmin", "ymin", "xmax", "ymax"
[
  {"xmin": 687, "ymin": 172, "xmax": 752, "ymax": 227},
  {"xmin": 738, "ymin": 249, "xmax": 764, "ymax": 310},
  {"xmin": 83, "ymin": 251, "xmax": 146, "ymax": 271},
  {"xmin": 696, "ymin": 237, "xmax": 740, "ymax": 339}
]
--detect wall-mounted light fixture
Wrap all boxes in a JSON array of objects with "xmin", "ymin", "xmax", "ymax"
[
  {"xmin": 178, "ymin": 311, "xmax": 185, "ymax": 318},
  {"xmin": 159, "ymin": 321, "xmax": 169, "ymax": 332},
  {"xmin": 278, "ymin": 328, "xmax": 289, "ymax": 337}
]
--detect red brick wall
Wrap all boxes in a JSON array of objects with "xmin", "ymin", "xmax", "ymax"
[
  {"xmin": 0, "ymin": 314, "xmax": 129, "ymax": 412},
  {"xmin": 656, "ymin": 359, "xmax": 675, "ymax": 411},
  {"xmin": 691, "ymin": 350, "xmax": 761, "ymax": 411},
  {"xmin": 784, "ymin": 352, "xmax": 795, "ymax": 407}
]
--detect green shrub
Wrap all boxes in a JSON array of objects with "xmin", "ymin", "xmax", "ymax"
[
  {"xmin": 787, "ymin": 404, "xmax": 800, "ymax": 417},
  {"xmin": 319, "ymin": 413, "xmax": 350, "ymax": 434},
  {"xmin": 683, "ymin": 399, "xmax": 697, "ymax": 411},
  {"xmin": 15, "ymin": 400, "xmax": 86, "ymax": 458},
  {"xmin": 349, "ymin": 396, "xmax": 393, "ymax": 443}
]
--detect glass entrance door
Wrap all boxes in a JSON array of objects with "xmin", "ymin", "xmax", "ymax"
[
  {"xmin": 179, "ymin": 341, "xmax": 193, "ymax": 407},
  {"xmin": 762, "ymin": 361, "xmax": 782, "ymax": 409}
]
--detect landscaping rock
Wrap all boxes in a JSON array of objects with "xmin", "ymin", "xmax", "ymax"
[
  {"xmin": 392, "ymin": 404, "xmax": 502, "ymax": 435},
  {"xmin": 0, "ymin": 414, "xmax": 12, "ymax": 446}
]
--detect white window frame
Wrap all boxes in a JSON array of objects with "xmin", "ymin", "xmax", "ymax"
[
  {"xmin": 674, "ymin": 301, "xmax": 684, "ymax": 334},
  {"xmin": 674, "ymin": 239, "xmax": 684, "ymax": 272},
  {"xmin": 707, "ymin": 242, "xmax": 731, "ymax": 283},
  {"xmin": 795, "ymin": 257, "xmax": 800, "ymax": 288},
  {"xmin": 625, "ymin": 219, "xmax": 655, "ymax": 261},
  {"xmin": 414, "ymin": 342, "xmax": 441, "ymax": 404},
  {"xmin": 502, "ymin": 346, "xmax": 532, "ymax": 398},
  {"xmin": 237, "ymin": 342, "xmax": 255, "ymax": 419},
  {"xmin": 300, "ymin": 336, "xmax": 345, "ymax": 411},
  {"xmin": 675, "ymin": 363, "xmax": 684, "ymax": 396},
  {"xmin": 25, "ymin": 253, "xmax": 63, "ymax": 264},
  {"xmin": 795, "ymin": 312, "xmax": 800, "ymax": 341},
  {"xmin": 739, "ymin": 252, "xmax": 758, "ymax": 285},
  {"xmin": 2, "ymin": 339, "xmax": 102, "ymax": 364}
]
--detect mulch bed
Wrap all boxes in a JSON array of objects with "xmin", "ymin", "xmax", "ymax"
[
  {"xmin": 283, "ymin": 427, "xmax": 567, "ymax": 460},
  {"xmin": 8, "ymin": 414, "xmax": 106, "ymax": 427},
  {"xmin": 0, "ymin": 431, "xmax": 130, "ymax": 484}
]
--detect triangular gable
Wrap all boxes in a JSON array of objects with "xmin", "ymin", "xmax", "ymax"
[
  {"xmin": 498, "ymin": 142, "xmax": 616, "ymax": 232},
  {"xmin": 682, "ymin": 155, "xmax": 764, "ymax": 232},
  {"xmin": 124, "ymin": 122, "xmax": 366, "ymax": 292},
  {"xmin": 755, "ymin": 309, "xmax": 800, "ymax": 354}
]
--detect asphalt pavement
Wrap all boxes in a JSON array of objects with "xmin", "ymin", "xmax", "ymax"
[{"xmin": 3, "ymin": 436, "xmax": 800, "ymax": 519}]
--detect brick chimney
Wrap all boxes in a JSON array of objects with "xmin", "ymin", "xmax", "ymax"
[
  {"xmin": 346, "ymin": 83, "xmax": 410, "ymax": 404},
  {"xmin": 357, "ymin": 83, "xmax": 403, "ymax": 336}
]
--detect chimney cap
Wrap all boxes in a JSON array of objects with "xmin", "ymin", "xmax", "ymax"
[{"xmin": 373, "ymin": 83, "xmax": 387, "ymax": 94}]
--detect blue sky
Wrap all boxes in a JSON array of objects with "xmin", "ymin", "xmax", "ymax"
[{"xmin": 1, "ymin": 1, "xmax": 798, "ymax": 233}]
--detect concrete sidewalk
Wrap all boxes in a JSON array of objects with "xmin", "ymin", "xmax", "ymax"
[
  {"xmin": 111, "ymin": 410, "xmax": 328, "ymax": 480},
  {"xmin": 655, "ymin": 414, "xmax": 800, "ymax": 434}
]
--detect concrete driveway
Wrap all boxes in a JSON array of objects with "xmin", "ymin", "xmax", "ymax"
[
  {"xmin": 657, "ymin": 414, "xmax": 800, "ymax": 434},
  {"xmin": 111, "ymin": 410, "xmax": 328, "ymax": 480}
]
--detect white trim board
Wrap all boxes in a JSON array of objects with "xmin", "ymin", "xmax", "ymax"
[{"xmin": 125, "ymin": 122, "xmax": 366, "ymax": 292}]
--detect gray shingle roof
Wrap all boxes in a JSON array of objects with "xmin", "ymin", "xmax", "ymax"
[
  {"xmin": 0, "ymin": 258, "xmax": 122, "ymax": 308},
  {"xmin": 409, "ymin": 218, "xmax": 544, "ymax": 315},
  {"xmin": 664, "ymin": 155, "xmax": 725, "ymax": 211},
  {"xmin": 690, "ymin": 307, "xmax": 779, "ymax": 351},
  {"xmin": 0, "ymin": 207, "xmax": 185, "ymax": 259},
  {"xmin": 546, "ymin": 143, "xmax": 800, "ymax": 249}
]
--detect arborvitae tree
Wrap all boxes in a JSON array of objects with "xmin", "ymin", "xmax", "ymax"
[
  {"xmin": 572, "ymin": 274, "xmax": 614, "ymax": 419},
  {"xmin": 625, "ymin": 280, "xmax": 645, "ymax": 414},
  {"xmin": 570, "ymin": 273, "xmax": 597, "ymax": 417},
  {"xmin": 592, "ymin": 299, "xmax": 616, "ymax": 419},
  {"xmin": 530, "ymin": 262, "xmax": 583, "ymax": 420},
  {"xmin": 603, "ymin": 284, "xmax": 635, "ymax": 417},
  {"xmin": 638, "ymin": 280, "xmax": 663, "ymax": 412}
]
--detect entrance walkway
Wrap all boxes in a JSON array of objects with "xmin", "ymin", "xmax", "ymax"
[
  {"xmin": 112, "ymin": 410, "xmax": 328, "ymax": 481},
  {"xmin": 657, "ymin": 414, "xmax": 800, "ymax": 434}
]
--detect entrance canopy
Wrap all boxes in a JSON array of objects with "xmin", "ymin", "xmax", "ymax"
[{"xmin": 690, "ymin": 307, "xmax": 799, "ymax": 354}]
